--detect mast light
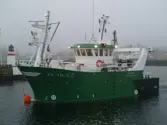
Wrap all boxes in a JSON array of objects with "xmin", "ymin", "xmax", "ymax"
[
  {"xmin": 101, "ymin": 43, "xmax": 107, "ymax": 47},
  {"xmin": 115, "ymin": 45, "xmax": 118, "ymax": 48},
  {"xmin": 94, "ymin": 45, "xmax": 98, "ymax": 48}
]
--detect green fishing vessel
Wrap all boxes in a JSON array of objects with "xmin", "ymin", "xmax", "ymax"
[{"xmin": 17, "ymin": 11, "xmax": 148, "ymax": 103}]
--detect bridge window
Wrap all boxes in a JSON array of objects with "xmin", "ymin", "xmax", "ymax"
[
  {"xmin": 94, "ymin": 49, "xmax": 98, "ymax": 56},
  {"xmin": 80, "ymin": 49, "xmax": 86, "ymax": 56},
  {"xmin": 100, "ymin": 49, "xmax": 103, "ymax": 56},
  {"xmin": 86, "ymin": 49, "xmax": 93, "ymax": 56},
  {"xmin": 104, "ymin": 49, "xmax": 108, "ymax": 56},
  {"xmin": 73, "ymin": 49, "xmax": 77, "ymax": 56},
  {"xmin": 76, "ymin": 49, "xmax": 80, "ymax": 56},
  {"xmin": 109, "ymin": 49, "xmax": 113, "ymax": 56}
]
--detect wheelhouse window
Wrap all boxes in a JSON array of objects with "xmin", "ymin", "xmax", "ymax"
[
  {"xmin": 109, "ymin": 49, "xmax": 113, "ymax": 56},
  {"xmin": 80, "ymin": 49, "xmax": 86, "ymax": 56},
  {"xmin": 94, "ymin": 49, "xmax": 98, "ymax": 56},
  {"xmin": 99, "ymin": 49, "xmax": 103, "ymax": 56},
  {"xmin": 104, "ymin": 49, "xmax": 108, "ymax": 56},
  {"xmin": 73, "ymin": 49, "xmax": 77, "ymax": 56},
  {"xmin": 76, "ymin": 49, "xmax": 81, "ymax": 56},
  {"xmin": 86, "ymin": 49, "xmax": 93, "ymax": 56}
]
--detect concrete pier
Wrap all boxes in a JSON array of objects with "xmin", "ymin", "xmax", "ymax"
[
  {"xmin": 0, "ymin": 44, "xmax": 26, "ymax": 83},
  {"xmin": 0, "ymin": 64, "xmax": 13, "ymax": 83}
]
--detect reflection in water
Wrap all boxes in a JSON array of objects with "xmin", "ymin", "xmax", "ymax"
[
  {"xmin": 21, "ymin": 98, "xmax": 159, "ymax": 125},
  {"xmin": 0, "ymin": 82, "xmax": 13, "ymax": 87}
]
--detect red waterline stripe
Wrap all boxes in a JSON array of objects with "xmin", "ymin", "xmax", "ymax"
[{"xmin": 8, "ymin": 53, "xmax": 16, "ymax": 56}]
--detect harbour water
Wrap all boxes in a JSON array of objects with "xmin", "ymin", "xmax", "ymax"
[{"xmin": 0, "ymin": 66, "xmax": 167, "ymax": 125}]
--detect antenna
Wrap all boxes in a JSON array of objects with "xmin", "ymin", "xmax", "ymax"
[
  {"xmin": 92, "ymin": 0, "xmax": 95, "ymax": 37},
  {"xmin": 84, "ymin": 32, "xmax": 87, "ymax": 41},
  {"xmin": 29, "ymin": 21, "xmax": 45, "ymax": 30},
  {"xmin": 113, "ymin": 30, "xmax": 117, "ymax": 45},
  {"xmin": 90, "ymin": 0, "xmax": 95, "ymax": 42},
  {"xmin": 29, "ymin": 21, "xmax": 44, "ymax": 23},
  {"xmin": 99, "ymin": 14, "xmax": 110, "ymax": 41}
]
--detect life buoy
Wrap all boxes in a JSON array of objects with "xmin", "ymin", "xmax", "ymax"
[{"xmin": 96, "ymin": 60, "xmax": 104, "ymax": 67}]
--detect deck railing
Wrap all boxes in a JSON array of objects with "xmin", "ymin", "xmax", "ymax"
[{"xmin": 16, "ymin": 59, "xmax": 135, "ymax": 72}]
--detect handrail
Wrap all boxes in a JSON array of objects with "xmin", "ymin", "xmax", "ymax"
[
  {"xmin": 17, "ymin": 59, "xmax": 135, "ymax": 66},
  {"xmin": 16, "ymin": 59, "xmax": 136, "ymax": 73}
]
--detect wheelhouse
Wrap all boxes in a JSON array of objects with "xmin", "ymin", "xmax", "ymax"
[{"xmin": 70, "ymin": 43, "xmax": 114, "ymax": 57}]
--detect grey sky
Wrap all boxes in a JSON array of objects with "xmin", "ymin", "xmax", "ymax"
[{"xmin": 0, "ymin": 0, "xmax": 167, "ymax": 54}]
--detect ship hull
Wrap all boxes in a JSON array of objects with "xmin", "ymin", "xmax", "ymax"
[{"xmin": 18, "ymin": 66, "xmax": 143, "ymax": 103}]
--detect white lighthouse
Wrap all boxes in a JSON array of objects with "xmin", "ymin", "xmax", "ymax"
[
  {"xmin": 7, "ymin": 44, "xmax": 16, "ymax": 66},
  {"xmin": 7, "ymin": 44, "xmax": 23, "ymax": 79}
]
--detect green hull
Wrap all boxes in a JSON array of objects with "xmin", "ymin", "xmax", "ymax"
[{"xmin": 18, "ymin": 66, "xmax": 143, "ymax": 103}]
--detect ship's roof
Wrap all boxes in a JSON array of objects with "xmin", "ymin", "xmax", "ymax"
[
  {"xmin": 70, "ymin": 43, "xmax": 114, "ymax": 49},
  {"xmin": 114, "ymin": 48, "xmax": 141, "ymax": 52}
]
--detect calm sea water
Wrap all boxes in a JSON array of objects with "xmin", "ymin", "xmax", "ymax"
[{"xmin": 0, "ymin": 66, "xmax": 167, "ymax": 125}]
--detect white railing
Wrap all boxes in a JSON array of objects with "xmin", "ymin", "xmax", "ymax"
[
  {"xmin": 55, "ymin": 62, "xmax": 135, "ymax": 72},
  {"xmin": 16, "ymin": 59, "xmax": 64, "ymax": 67},
  {"xmin": 16, "ymin": 60, "xmax": 35, "ymax": 66},
  {"xmin": 16, "ymin": 59, "xmax": 137, "ymax": 72}
]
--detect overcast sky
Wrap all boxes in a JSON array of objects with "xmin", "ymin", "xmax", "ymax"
[{"xmin": 0, "ymin": 0, "xmax": 167, "ymax": 54}]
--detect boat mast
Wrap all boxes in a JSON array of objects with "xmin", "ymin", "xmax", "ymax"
[
  {"xmin": 29, "ymin": 20, "xmax": 45, "ymax": 67},
  {"xmin": 113, "ymin": 30, "xmax": 118, "ymax": 45},
  {"xmin": 84, "ymin": 32, "xmax": 87, "ymax": 41},
  {"xmin": 29, "ymin": 11, "xmax": 60, "ymax": 67},
  {"xmin": 100, "ymin": 18, "xmax": 105, "ymax": 41},
  {"xmin": 0, "ymin": 28, "xmax": 2, "ymax": 64},
  {"xmin": 40, "ymin": 10, "xmax": 50, "ymax": 63},
  {"xmin": 99, "ymin": 15, "xmax": 110, "ymax": 41}
]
